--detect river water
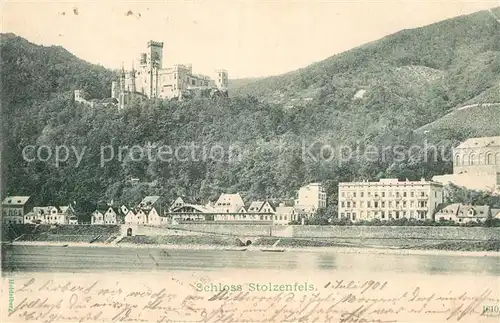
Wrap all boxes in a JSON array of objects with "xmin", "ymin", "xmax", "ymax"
[{"xmin": 2, "ymin": 245, "xmax": 499, "ymax": 275}]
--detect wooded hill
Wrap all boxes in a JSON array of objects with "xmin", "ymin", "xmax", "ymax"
[{"xmin": 3, "ymin": 8, "xmax": 500, "ymax": 213}]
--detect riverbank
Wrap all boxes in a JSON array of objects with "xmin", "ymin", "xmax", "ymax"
[{"xmin": 6, "ymin": 240, "xmax": 500, "ymax": 258}]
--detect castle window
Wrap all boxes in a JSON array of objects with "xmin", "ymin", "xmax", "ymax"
[
  {"xmin": 486, "ymin": 153, "xmax": 492, "ymax": 165},
  {"xmin": 455, "ymin": 155, "xmax": 460, "ymax": 166},
  {"xmin": 469, "ymin": 154, "xmax": 475, "ymax": 165}
]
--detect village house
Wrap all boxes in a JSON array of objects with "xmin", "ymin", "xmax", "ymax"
[
  {"xmin": 214, "ymin": 193, "xmax": 245, "ymax": 213},
  {"xmin": 91, "ymin": 206, "xmax": 123, "ymax": 225},
  {"xmin": 1, "ymin": 196, "xmax": 34, "ymax": 224},
  {"xmin": 168, "ymin": 198, "xmax": 213, "ymax": 222},
  {"xmin": 124, "ymin": 209, "xmax": 136, "ymax": 224},
  {"xmin": 122, "ymin": 196, "xmax": 169, "ymax": 225},
  {"xmin": 213, "ymin": 193, "xmax": 246, "ymax": 221},
  {"xmin": 435, "ymin": 204, "xmax": 493, "ymax": 224},
  {"xmin": 147, "ymin": 207, "xmax": 163, "ymax": 225},
  {"xmin": 169, "ymin": 196, "xmax": 188, "ymax": 211},
  {"xmin": 455, "ymin": 205, "xmax": 491, "ymax": 224},
  {"xmin": 246, "ymin": 201, "xmax": 276, "ymax": 221},
  {"xmin": 60, "ymin": 205, "xmax": 78, "ymax": 224},
  {"xmin": 138, "ymin": 196, "xmax": 167, "ymax": 215},
  {"xmin": 24, "ymin": 204, "xmax": 76, "ymax": 225},
  {"xmin": 274, "ymin": 205, "xmax": 296, "ymax": 225},
  {"xmin": 435, "ymin": 203, "xmax": 461, "ymax": 222}
]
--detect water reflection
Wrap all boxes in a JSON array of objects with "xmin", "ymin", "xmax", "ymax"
[
  {"xmin": 316, "ymin": 253, "xmax": 336, "ymax": 270},
  {"xmin": 2, "ymin": 245, "xmax": 499, "ymax": 275}
]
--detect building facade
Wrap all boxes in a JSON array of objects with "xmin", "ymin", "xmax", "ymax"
[
  {"xmin": 1, "ymin": 196, "xmax": 34, "ymax": 224},
  {"xmin": 274, "ymin": 206, "xmax": 296, "ymax": 225},
  {"xmin": 24, "ymin": 205, "xmax": 76, "ymax": 225},
  {"xmin": 91, "ymin": 207, "xmax": 121, "ymax": 225},
  {"xmin": 295, "ymin": 183, "xmax": 327, "ymax": 211},
  {"xmin": 214, "ymin": 193, "xmax": 245, "ymax": 214},
  {"xmin": 433, "ymin": 136, "xmax": 500, "ymax": 193},
  {"xmin": 338, "ymin": 178, "xmax": 444, "ymax": 222}
]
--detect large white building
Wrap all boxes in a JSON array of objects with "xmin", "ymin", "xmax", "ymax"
[
  {"xmin": 295, "ymin": 183, "xmax": 327, "ymax": 211},
  {"xmin": 338, "ymin": 178, "xmax": 444, "ymax": 222},
  {"xmin": 433, "ymin": 136, "xmax": 500, "ymax": 193}
]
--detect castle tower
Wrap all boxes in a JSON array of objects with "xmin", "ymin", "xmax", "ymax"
[
  {"xmin": 120, "ymin": 63, "xmax": 126, "ymax": 93},
  {"xmin": 129, "ymin": 61, "xmax": 136, "ymax": 93},
  {"xmin": 111, "ymin": 81, "xmax": 118, "ymax": 99},
  {"xmin": 147, "ymin": 41, "xmax": 163, "ymax": 69},
  {"xmin": 147, "ymin": 40, "xmax": 164, "ymax": 98},
  {"xmin": 214, "ymin": 69, "xmax": 229, "ymax": 91}
]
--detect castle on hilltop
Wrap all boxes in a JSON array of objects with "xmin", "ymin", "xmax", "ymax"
[{"xmin": 111, "ymin": 40, "xmax": 229, "ymax": 109}]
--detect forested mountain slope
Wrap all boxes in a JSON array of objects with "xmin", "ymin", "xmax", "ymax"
[{"xmin": 2, "ymin": 8, "xmax": 500, "ymax": 213}]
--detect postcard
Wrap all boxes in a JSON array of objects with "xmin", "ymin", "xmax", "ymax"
[{"xmin": 2, "ymin": 0, "xmax": 500, "ymax": 322}]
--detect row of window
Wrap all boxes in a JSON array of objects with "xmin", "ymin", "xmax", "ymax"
[
  {"xmin": 340, "ymin": 200, "xmax": 429, "ymax": 208},
  {"xmin": 215, "ymin": 214, "xmax": 298, "ymax": 221},
  {"xmin": 455, "ymin": 152, "xmax": 500, "ymax": 166},
  {"xmin": 3, "ymin": 219, "xmax": 23, "ymax": 224},
  {"xmin": 340, "ymin": 210, "xmax": 427, "ymax": 221},
  {"xmin": 217, "ymin": 215, "xmax": 273, "ymax": 221},
  {"xmin": 2, "ymin": 209, "xmax": 23, "ymax": 216},
  {"xmin": 25, "ymin": 216, "xmax": 65, "ymax": 221},
  {"xmin": 341, "ymin": 191, "xmax": 433, "ymax": 198}
]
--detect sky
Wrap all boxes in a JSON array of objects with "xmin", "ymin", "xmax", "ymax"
[{"xmin": 2, "ymin": 0, "xmax": 500, "ymax": 79}]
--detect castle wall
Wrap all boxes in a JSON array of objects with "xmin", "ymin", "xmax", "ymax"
[
  {"xmin": 433, "ymin": 174, "xmax": 499, "ymax": 193},
  {"xmin": 453, "ymin": 147, "xmax": 500, "ymax": 176}
]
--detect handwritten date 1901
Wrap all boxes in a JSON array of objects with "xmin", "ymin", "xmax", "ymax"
[{"xmin": 324, "ymin": 280, "xmax": 388, "ymax": 294}]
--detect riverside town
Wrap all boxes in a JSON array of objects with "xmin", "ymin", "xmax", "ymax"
[
  {"xmin": 3, "ymin": 135, "xmax": 500, "ymax": 251},
  {"xmin": 3, "ymin": 5, "xmax": 500, "ymax": 274}
]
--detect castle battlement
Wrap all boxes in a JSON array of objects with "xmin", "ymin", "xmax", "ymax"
[
  {"xmin": 147, "ymin": 41, "xmax": 164, "ymax": 48},
  {"xmin": 112, "ymin": 40, "xmax": 229, "ymax": 106}
]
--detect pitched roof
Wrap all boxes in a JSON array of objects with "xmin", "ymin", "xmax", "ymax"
[
  {"xmin": 247, "ymin": 200, "xmax": 276, "ymax": 213},
  {"xmin": 276, "ymin": 206, "xmax": 295, "ymax": 213},
  {"xmin": 216, "ymin": 193, "xmax": 244, "ymax": 204},
  {"xmin": 139, "ymin": 196, "xmax": 160, "ymax": 206},
  {"xmin": 248, "ymin": 201, "xmax": 264, "ymax": 212},
  {"xmin": 457, "ymin": 205, "xmax": 490, "ymax": 218},
  {"xmin": 491, "ymin": 208, "xmax": 500, "ymax": 218},
  {"xmin": 171, "ymin": 204, "xmax": 214, "ymax": 213},
  {"xmin": 294, "ymin": 205, "xmax": 316, "ymax": 214},
  {"xmin": 170, "ymin": 196, "xmax": 198, "ymax": 205},
  {"xmin": 2, "ymin": 196, "xmax": 31, "ymax": 206},
  {"xmin": 436, "ymin": 203, "xmax": 460, "ymax": 215},
  {"xmin": 261, "ymin": 200, "xmax": 277, "ymax": 211},
  {"xmin": 32, "ymin": 206, "xmax": 58, "ymax": 214},
  {"xmin": 456, "ymin": 136, "xmax": 500, "ymax": 149}
]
